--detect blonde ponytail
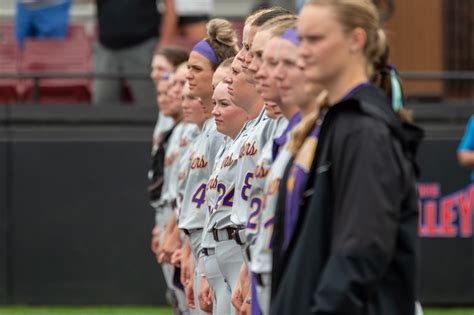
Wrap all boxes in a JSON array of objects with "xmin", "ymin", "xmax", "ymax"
[
  {"xmin": 205, "ymin": 18, "xmax": 239, "ymax": 68},
  {"xmin": 289, "ymin": 90, "xmax": 330, "ymax": 155}
]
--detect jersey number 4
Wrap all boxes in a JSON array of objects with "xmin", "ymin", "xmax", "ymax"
[{"xmin": 191, "ymin": 183, "xmax": 207, "ymax": 209}]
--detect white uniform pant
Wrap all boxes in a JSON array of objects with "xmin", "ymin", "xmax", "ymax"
[
  {"xmin": 188, "ymin": 230, "xmax": 211, "ymax": 315},
  {"xmin": 161, "ymin": 263, "xmax": 188, "ymax": 313},
  {"xmin": 255, "ymin": 273, "xmax": 271, "ymax": 315},
  {"xmin": 215, "ymin": 239, "xmax": 244, "ymax": 315},
  {"xmin": 415, "ymin": 301, "xmax": 424, "ymax": 315},
  {"xmin": 158, "ymin": 209, "xmax": 187, "ymax": 313},
  {"xmin": 201, "ymin": 250, "xmax": 232, "ymax": 315}
]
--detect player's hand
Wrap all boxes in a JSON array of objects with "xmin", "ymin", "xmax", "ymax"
[
  {"xmin": 157, "ymin": 229, "xmax": 169, "ymax": 263},
  {"xmin": 240, "ymin": 291, "xmax": 251, "ymax": 315},
  {"xmin": 231, "ymin": 279, "xmax": 243, "ymax": 312},
  {"xmin": 185, "ymin": 258, "xmax": 196, "ymax": 308},
  {"xmin": 240, "ymin": 274, "xmax": 250, "ymax": 304},
  {"xmin": 185, "ymin": 280, "xmax": 196, "ymax": 309},
  {"xmin": 233, "ymin": 263, "xmax": 249, "ymax": 312},
  {"xmin": 150, "ymin": 226, "xmax": 160, "ymax": 254},
  {"xmin": 180, "ymin": 250, "xmax": 191, "ymax": 287},
  {"xmin": 198, "ymin": 276, "xmax": 213, "ymax": 312},
  {"xmin": 171, "ymin": 248, "xmax": 182, "ymax": 267},
  {"xmin": 162, "ymin": 229, "xmax": 181, "ymax": 263}
]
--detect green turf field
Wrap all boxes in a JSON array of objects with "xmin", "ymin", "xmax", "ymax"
[
  {"xmin": 0, "ymin": 307, "xmax": 172, "ymax": 315},
  {"xmin": 426, "ymin": 309, "xmax": 474, "ymax": 315},
  {"xmin": 0, "ymin": 307, "xmax": 473, "ymax": 315}
]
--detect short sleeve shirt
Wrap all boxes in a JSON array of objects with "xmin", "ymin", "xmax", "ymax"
[{"xmin": 458, "ymin": 115, "xmax": 474, "ymax": 181}]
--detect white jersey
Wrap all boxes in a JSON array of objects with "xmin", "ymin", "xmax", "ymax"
[
  {"xmin": 152, "ymin": 112, "xmax": 175, "ymax": 153},
  {"xmin": 230, "ymin": 108, "xmax": 277, "ymax": 227},
  {"xmin": 178, "ymin": 119, "xmax": 227, "ymax": 230},
  {"xmin": 156, "ymin": 122, "xmax": 198, "ymax": 225},
  {"xmin": 176, "ymin": 126, "xmax": 201, "ymax": 217},
  {"xmin": 201, "ymin": 139, "xmax": 232, "ymax": 248},
  {"xmin": 245, "ymin": 116, "xmax": 288, "ymax": 242},
  {"xmin": 250, "ymin": 139, "xmax": 293, "ymax": 274},
  {"xmin": 201, "ymin": 113, "xmax": 265, "ymax": 249},
  {"xmin": 148, "ymin": 113, "xmax": 176, "ymax": 189}
]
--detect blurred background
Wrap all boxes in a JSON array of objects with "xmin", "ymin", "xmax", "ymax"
[{"xmin": 0, "ymin": 0, "xmax": 473, "ymax": 313}]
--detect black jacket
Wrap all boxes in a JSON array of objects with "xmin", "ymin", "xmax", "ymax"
[
  {"xmin": 148, "ymin": 125, "xmax": 176, "ymax": 204},
  {"xmin": 271, "ymin": 85, "xmax": 423, "ymax": 315}
]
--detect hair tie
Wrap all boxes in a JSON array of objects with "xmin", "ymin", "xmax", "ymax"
[
  {"xmin": 192, "ymin": 39, "xmax": 219, "ymax": 65},
  {"xmin": 389, "ymin": 66, "xmax": 403, "ymax": 112},
  {"xmin": 281, "ymin": 28, "xmax": 300, "ymax": 46},
  {"xmin": 215, "ymin": 36, "xmax": 231, "ymax": 47}
]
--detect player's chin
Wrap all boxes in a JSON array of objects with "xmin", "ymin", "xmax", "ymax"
[{"xmin": 215, "ymin": 122, "xmax": 227, "ymax": 133}]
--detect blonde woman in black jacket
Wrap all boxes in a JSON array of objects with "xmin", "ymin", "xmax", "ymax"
[{"xmin": 271, "ymin": 1, "xmax": 423, "ymax": 314}]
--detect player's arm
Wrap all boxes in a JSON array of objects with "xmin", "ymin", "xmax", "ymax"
[
  {"xmin": 179, "ymin": 238, "xmax": 192, "ymax": 286},
  {"xmin": 185, "ymin": 255, "xmax": 196, "ymax": 309},
  {"xmin": 458, "ymin": 117, "xmax": 474, "ymax": 168},
  {"xmin": 158, "ymin": 0, "xmax": 178, "ymax": 47},
  {"xmin": 151, "ymin": 225, "xmax": 161, "ymax": 254},
  {"xmin": 163, "ymin": 215, "xmax": 181, "ymax": 261},
  {"xmin": 166, "ymin": 211, "xmax": 177, "ymax": 231},
  {"xmin": 198, "ymin": 274, "xmax": 213, "ymax": 312},
  {"xmin": 232, "ymin": 263, "xmax": 248, "ymax": 312},
  {"xmin": 458, "ymin": 150, "xmax": 474, "ymax": 168},
  {"xmin": 311, "ymin": 119, "xmax": 404, "ymax": 313},
  {"xmin": 160, "ymin": 212, "xmax": 175, "ymax": 249}
]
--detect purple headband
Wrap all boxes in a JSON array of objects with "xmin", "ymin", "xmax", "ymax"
[
  {"xmin": 281, "ymin": 28, "xmax": 300, "ymax": 47},
  {"xmin": 192, "ymin": 39, "xmax": 219, "ymax": 65}
]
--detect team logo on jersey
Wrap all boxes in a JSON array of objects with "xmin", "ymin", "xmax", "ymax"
[
  {"xmin": 164, "ymin": 151, "xmax": 179, "ymax": 167},
  {"xmin": 207, "ymin": 176, "xmax": 219, "ymax": 190},
  {"xmin": 239, "ymin": 140, "xmax": 258, "ymax": 158},
  {"xmin": 255, "ymin": 161, "xmax": 269, "ymax": 179},
  {"xmin": 190, "ymin": 155, "xmax": 208, "ymax": 169},
  {"xmin": 221, "ymin": 154, "xmax": 235, "ymax": 168}
]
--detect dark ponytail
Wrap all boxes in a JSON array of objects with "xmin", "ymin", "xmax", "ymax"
[{"xmin": 371, "ymin": 44, "xmax": 413, "ymax": 123}]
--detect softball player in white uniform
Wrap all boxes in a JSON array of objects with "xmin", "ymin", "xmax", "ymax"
[
  {"xmin": 244, "ymin": 16, "xmax": 300, "ymax": 254},
  {"xmin": 230, "ymin": 106, "xmax": 277, "ymax": 232},
  {"xmin": 157, "ymin": 121, "xmax": 198, "ymax": 315},
  {"xmin": 208, "ymin": 110, "xmax": 269, "ymax": 304},
  {"xmin": 245, "ymin": 115, "xmax": 287, "ymax": 246},
  {"xmin": 203, "ymin": 128, "xmax": 246, "ymax": 313},
  {"xmin": 201, "ymin": 81, "xmax": 249, "ymax": 314},
  {"xmin": 250, "ymin": 138, "xmax": 293, "ymax": 314},
  {"xmin": 250, "ymin": 25, "xmax": 327, "ymax": 314},
  {"xmin": 179, "ymin": 118, "xmax": 225, "ymax": 315},
  {"xmin": 199, "ymin": 139, "xmax": 232, "ymax": 315},
  {"xmin": 180, "ymin": 17, "xmax": 239, "ymax": 313},
  {"xmin": 179, "ymin": 119, "xmax": 225, "ymax": 256}
]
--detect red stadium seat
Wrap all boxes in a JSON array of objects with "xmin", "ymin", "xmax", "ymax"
[
  {"xmin": 0, "ymin": 24, "xmax": 19, "ymax": 103},
  {"xmin": 19, "ymin": 24, "xmax": 92, "ymax": 104},
  {"xmin": 0, "ymin": 23, "xmax": 15, "ymax": 43}
]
